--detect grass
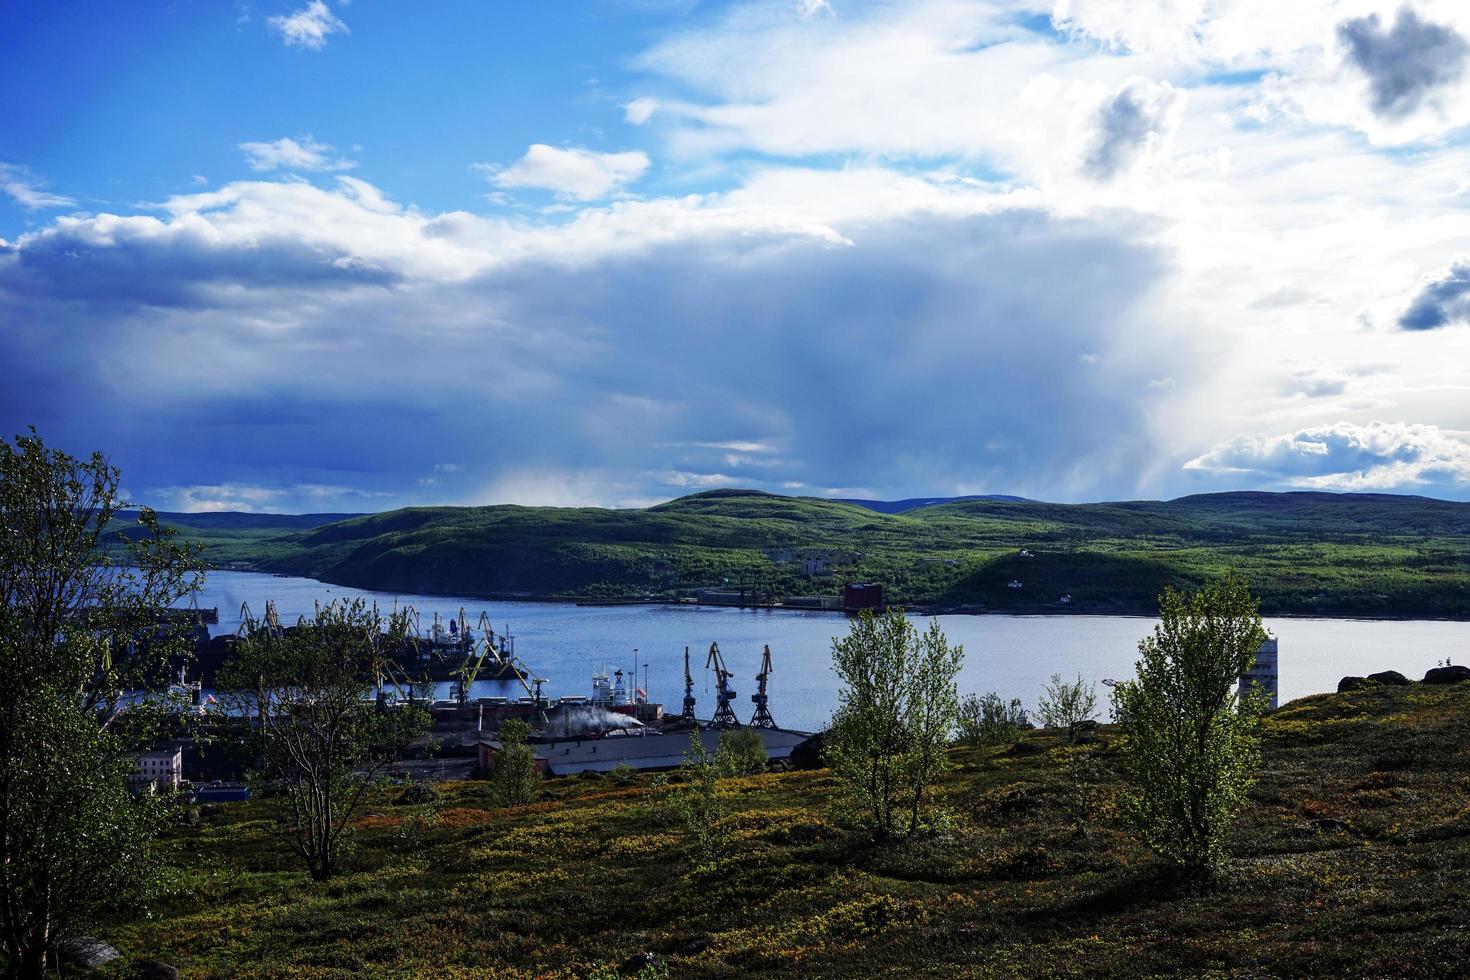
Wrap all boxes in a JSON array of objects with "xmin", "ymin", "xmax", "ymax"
[
  {"xmin": 97, "ymin": 682, "xmax": 1470, "ymax": 978},
  {"xmin": 129, "ymin": 488, "xmax": 1470, "ymax": 617}
]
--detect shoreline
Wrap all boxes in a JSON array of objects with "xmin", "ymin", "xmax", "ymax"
[{"xmin": 201, "ymin": 567, "xmax": 1470, "ymax": 624}]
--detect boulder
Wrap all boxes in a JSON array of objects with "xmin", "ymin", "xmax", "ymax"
[
  {"xmin": 1005, "ymin": 739, "xmax": 1045, "ymax": 756},
  {"xmin": 57, "ymin": 936, "xmax": 120, "ymax": 970},
  {"xmin": 1368, "ymin": 670, "xmax": 1411, "ymax": 686},
  {"xmin": 788, "ymin": 731, "xmax": 826, "ymax": 771},
  {"xmin": 131, "ymin": 960, "xmax": 180, "ymax": 980},
  {"xmin": 1337, "ymin": 676, "xmax": 1374, "ymax": 693},
  {"xmin": 1423, "ymin": 665, "xmax": 1470, "ymax": 685}
]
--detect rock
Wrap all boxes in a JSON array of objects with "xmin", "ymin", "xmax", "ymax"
[
  {"xmin": 1311, "ymin": 817, "xmax": 1355, "ymax": 835},
  {"xmin": 678, "ymin": 935, "xmax": 710, "ymax": 956},
  {"xmin": 1423, "ymin": 665, "xmax": 1470, "ymax": 685},
  {"xmin": 1337, "ymin": 676, "xmax": 1374, "ymax": 693},
  {"xmin": 57, "ymin": 936, "xmax": 121, "ymax": 970},
  {"xmin": 131, "ymin": 960, "xmax": 180, "ymax": 979},
  {"xmin": 1368, "ymin": 670, "xmax": 1411, "ymax": 686},
  {"xmin": 1006, "ymin": 739, "xmax": 1045, "ymax": 756},
  {"xmin": 788, "ymin": 731, "xmax": 826, "ymax": 770},
  {"xmin": 622, "ymin": 950, "xmax": 664, "ymax": 973}
]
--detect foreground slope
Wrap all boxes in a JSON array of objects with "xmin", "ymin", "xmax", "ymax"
[
  {"xmin": 154, "ymin": 489, "xmax": 1470, "ymax": 616},
  {"xmin": 105, "ymin": 683, "xmax": 1470, "ymax": 977}
]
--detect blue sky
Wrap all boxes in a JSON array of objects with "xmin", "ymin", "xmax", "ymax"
[{"xmin": 6, "ymin": 0, "xmax": 1470, "ymax": 511}]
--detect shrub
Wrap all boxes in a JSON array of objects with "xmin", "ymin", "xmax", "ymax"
[
  {"xmin": 1113, "ymin": 577, "xmax": 1269, "ymax": 876},
  {"xmin": 489, "ymin": 719, "xmax": 541, "ymax": 807},
  {"xmin": 825, "ymin": 609, "xmax": 964, "ymax": 841},
  {"xmin": 1037, "ymin": 673, "xmax": 1098, "ymax": 740},
  {"xmin": 957, "ymin": 692, "xmax": 1028, "ymax": 747},
  {"xmin": 716, "ymin": 727, "xmax": 768, "ymax": 776}
]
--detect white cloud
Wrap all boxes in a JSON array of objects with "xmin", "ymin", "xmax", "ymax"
[
  {"xmin": 239, "ymin": 135, "xmax": 355, "ymax": 172},
  {"xmin": 623, "ymin": 98, "xmax": 659, "ymax": 125},
  {"xmin": 797, "ymin": 0, "xmax": 833, "ymax": 18},
  {"xmin": 1184, "ymin": 421, "xmax": 1470, "ymax": 490},
  {"xmin": 268, "ymin": 1, "xmax": 348, "ymax": 50},
  {"xmin": 478, "ymin": 145, "xmax": 651, "ymax": 201},
  {"xmin": 0, "ymin": 164, "xmax": 74, "ymax": 210}
]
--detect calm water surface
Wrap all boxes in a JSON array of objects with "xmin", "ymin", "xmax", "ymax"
[{"xmin": 187, "ymin": 572, "xmax": 1470, "ymax": 733}]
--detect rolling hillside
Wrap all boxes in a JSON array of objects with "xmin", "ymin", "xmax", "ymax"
[{"xmin": 139, "ymin": 489, "xmax": 1470, "ymax": 617}]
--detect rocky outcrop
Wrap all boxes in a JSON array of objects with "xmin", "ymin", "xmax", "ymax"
[
  {"xmin": 1337, "ymin": 676, "xmax": 1374, "ymax": 693},
  {"xmin": 57, "ymin": 936, "xmax": 120, "ymax": 970},
  {"xmin": 1423, "ymin": 665, "xmax": 1470, "ymax": 685},
  {"xmin": 1368, "ymin": 670, "xmax": 1411, "ymax": 686}
]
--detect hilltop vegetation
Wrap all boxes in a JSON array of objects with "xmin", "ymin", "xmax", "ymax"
[
  {"xmin": 98, "ymin": 683, "xmax": 1470, "ymax": 977},
  {"xmin": 140, "ymin": 488, "xmax": 1470, "ymax": 617}
]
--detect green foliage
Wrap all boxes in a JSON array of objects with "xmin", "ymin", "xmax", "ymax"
[
  {"xmin": 956, "ymin": 692, "xmax": 1028, "ymax": 747},
  {"xmin": 142, "ymin": 486, "xmax": 1470, "ymax": 616},
  {"xmin": 1114, "ymin": 577, "xmax": 1270, "ymax": 876},
  {"xmin": 825, "ymin": 609, "xmax": 963, "ymax": 841},
  {"xmin": 75, "ymin": 682, "xmax": 1470, "ymax": 977},
  {"xmin": 715, "ymin": 726, "xmax": 768, "ymax": 776},
  {"xmin": 488, "ymin": 718, "xmax": 541, "ymax": 807},
  {"xmin": 667, "ymin": 730, "xmax": 729, "ymax": 874},
  {"xmin": 217, "ymin": 599, "xmax": 429, "ymax": 881},
  {"xmin": 1037, "ymin": 673, "xmax": 1098, "ymax": 739},
  {"xmin": 0, "ymin": 430, "xmax": 201, "ymax": 978}
]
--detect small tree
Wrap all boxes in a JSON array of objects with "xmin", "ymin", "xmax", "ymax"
[
  {"xmin": 1037, "ymin": 673, "xmax": 1098, "ymax": 740},
  {"xmin": 824, "ymin": 609, "xmax": 963, "ymax": 841},
  {"xmin": 0, "ymin": 431, "xmax": 202, "ymax": 978},
  {"xmin": 715, "ymin": 727, "xmax": 768, "ymax": 776},
  {"xmin": 1113, "ymin": 577, "xmax": 1269, "ymax": 877},
  {"xmin": 668, "ymin": 731, "xmax": 728, "ymax": 873},
  {"xmin": 218, "ymin": 600, "xmax": 428, "ymax": 881},
  {"xmin": 489, "ymin": 718, "xmax": 541, "ymax": 806},
  {"xmin": 956, "ymin": 692, "xmax": 1028, "ymax": 747}
]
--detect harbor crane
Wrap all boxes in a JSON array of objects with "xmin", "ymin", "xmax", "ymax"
[
  {"xmin": 749, "ymin": 644, "xmax": 776, "ymax": 728},
  {"xmin": 706, "ymin": 641, "xmax": 740, "ymax": 728},
  {"xmin": 680, "ymin": 646, "xmax": 697, "ymax": 723}
]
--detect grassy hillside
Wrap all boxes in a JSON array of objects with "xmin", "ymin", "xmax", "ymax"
[
  {"xmin": 150, "ymin": 489, "xmax": 1470, "ymax": 617},
  {"xmin": 99, "ymin": 683, "xmax": 1470, "ymax": 977}
]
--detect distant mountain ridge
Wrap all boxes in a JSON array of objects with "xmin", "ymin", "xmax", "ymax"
[
  {"xmin": 138, "ymin": 487, "xmax": 1470, "ymax": 619},
  {"xmin": 837, "ymin": 494, "xmax": 1032, "ymax": 514}
]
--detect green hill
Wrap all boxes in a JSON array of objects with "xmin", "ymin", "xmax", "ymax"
[
  {"xmin": 101, "ymin": 682, "xmax": 1470, "ymax": 977},
  {"xmin": 147, "ymin": 489, "xmax": 1470, "ymax": 617}
]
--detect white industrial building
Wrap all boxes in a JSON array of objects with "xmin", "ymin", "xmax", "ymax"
[
  {"xmin": 1239, "ymin": 637, "xmax": 1279, "ymax": 710},
  {"xmin": 129, "ymin": 748, "xmax": 183, "ymax": 794}
]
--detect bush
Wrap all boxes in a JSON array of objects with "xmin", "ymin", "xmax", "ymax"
[
  {"xmin": 825, "ymin": 609, "xmax": 963, "ymax": 841},
  {"xmin": 1114, "ymin": 577, "xmax": 1269, "ymax": 876},
  {"xmin": 956, "ymin": 692, "xmax": 1028, "ymax": 747},
  {"xmin": 1037, "ymin": 673, "xmax": 1098, "ymax": 740},
  {"xmin": 488, "ymin": 719, "xmax": 541, "ymax": 807},
  {"xmin": 716, "ymin": 727, "xmax": 768, "ymax": 776}
]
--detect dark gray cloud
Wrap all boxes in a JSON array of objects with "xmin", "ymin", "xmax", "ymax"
[
  {"xmin": 0, "ymin": 188, "xmax": 1187, "ymax": 511},
  {"xmin": 1400, "ymin": 260, "xmax": 1470, "ymax": 330},
  {"xmin": 1084, "ymin": 80, "xmax": 1183, "ymax": 180},
  {"xmin": 1338, "ymin": 8, "xmax": 1469, "ymax": 119}
]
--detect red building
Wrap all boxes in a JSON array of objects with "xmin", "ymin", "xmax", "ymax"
[{"xmin": 843, "ymin": 582, "xmax": 883, "ymax": 611}]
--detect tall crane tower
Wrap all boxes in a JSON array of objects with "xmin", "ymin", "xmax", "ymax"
[
  {"xmin": 749, "ymin": 644, "xmax": 776, "ymax": 728},
  {"xmin": 706, "ymin": 641, "xmax": 740, "ymax": 728},
  {"xmin": 680, "ymin": 646, "xmax": 697, "ymax": 723}
]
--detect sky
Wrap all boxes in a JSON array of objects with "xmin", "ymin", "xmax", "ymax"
[{"xmin": 6, "ymin": 0, "xmax": 1470, "ymax": 512}]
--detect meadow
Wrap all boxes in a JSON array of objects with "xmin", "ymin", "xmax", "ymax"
[{"xmin": 100, "ymin": 682, "xmax": 1470, "ymax": 978}]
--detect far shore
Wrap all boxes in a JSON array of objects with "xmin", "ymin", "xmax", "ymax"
[{"xmin": 196, "ymin": 567, "xmax": 1470, "ymax": 624}]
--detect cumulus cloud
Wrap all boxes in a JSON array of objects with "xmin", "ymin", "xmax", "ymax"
[
  {"xmin": 1185, "ymin": 421, "xmax": 1470, "ymax": 490},
  {"xmin": 1083, "ymin": 79, "xmax": 1187, "ymax": 180},
  {"xmin": 478, "ymin": 145, "xmax": 651, "ymax": 201},
  {"xmin": 238, "ymin": 135, "xmax": 355, "ymax": 172},
  {"xmin": 1337, "ymin": 8, "xmax": 1469, "ymax": 120},
  {"xmin": 0, "ymin": 164, "xmax": 74, "ymax": 210},
  {"xmin": 0, "ymin": 169, "xmax": 1183, "ymax": 511},
  {"xmin": 268, "ymin": 1, "xmax": 348, "ymax": 50},
  {"xmin": 1399, "ymin": 260, "xmax": 1470, "ymax": 330}
]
